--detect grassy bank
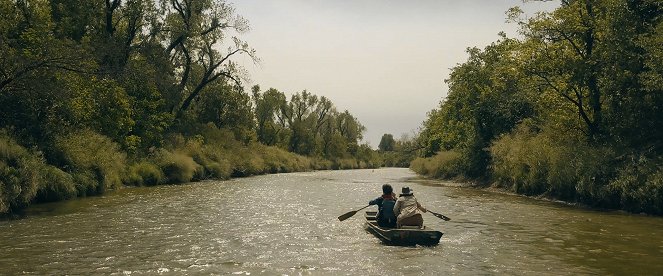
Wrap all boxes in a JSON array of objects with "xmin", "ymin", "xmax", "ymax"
[
  {"xmin": 0, "ymin": 126, "xmax": 378, "ymax": 216},
  {"xmin": 411, "ymin": 126, "xmax": 663, "ymax": 215}
]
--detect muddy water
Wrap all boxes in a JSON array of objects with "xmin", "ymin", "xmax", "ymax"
[{"xmin": 0, "ymin": 168, "xmax": 661, "ymax": 275}]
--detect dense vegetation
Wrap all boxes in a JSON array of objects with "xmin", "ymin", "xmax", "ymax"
[
  {"xmin": 377, "ymin": 133, "xmax": 420, "ymax": 168},
  {"xmin": 412, "ymin": 0, "xmax": 663, "ymax": 214},
  {"xmin": 0, "ymin": 0, "xmax": 379, "ymax": 215}
]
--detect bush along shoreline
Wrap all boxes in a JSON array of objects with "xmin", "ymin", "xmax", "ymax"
[
  {"xmin": 411, "ymin": 2, "xmax": 663, "ymax": 215},
  {"xmin": 0, "ymin": 1, "xmax": 382, "ymax": 217},
  {"xmin": 0, "ymin": 126, "xmax": 379, "ymax": 217}
]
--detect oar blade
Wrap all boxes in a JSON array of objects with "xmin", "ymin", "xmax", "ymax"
[
  {"xmin": 337, "ymin": 210, "xmax": 357, "ymax": 221},
  {"xmin": 431, "ymin": 211, "xmax": 451, "ymax": 221}
]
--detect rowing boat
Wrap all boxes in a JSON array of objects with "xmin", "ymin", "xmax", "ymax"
[{"xmin": 364, "ymin": 211, "xmax": 443, "ymax": 246}]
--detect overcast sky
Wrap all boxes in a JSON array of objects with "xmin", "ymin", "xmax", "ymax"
[{"xmin": 233, "ymin": 0, "xmax": 559, "ymax": 147}]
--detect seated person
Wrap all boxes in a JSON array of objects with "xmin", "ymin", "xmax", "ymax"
[
  {"xmin": 394, "ymin": 186, "xmax": 427, "ymax": 228},
  {"xmin": 368, "ymin": 184, "xmax": 398, "ymax": 228}
]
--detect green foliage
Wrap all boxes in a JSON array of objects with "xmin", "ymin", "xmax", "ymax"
[
  {"xmin": 410, "ymin": 151, "xmax": 465, "ymax": 179},
  {"xmin": 489, "ymin": 124, "xmax": 593, "ymax": 199},
  {"xmin": 251, "ymin": 87, "xmax": 369, "ymax": 161},
  {"xmin": 154, "ymin": 148, "xmax": 200, "ymax": 184},
  {"xmin": 333, "ymin": 158, "xmax": 359, "ymax": 170},
  {"xmin": 378, "ymin": 134, "xmax": 395, "ymax": 152},
  {"xmin": 120, "ymin": 58, "xmax": 173, "ymax": 151},
  {"xmin": 416, "ymin": 37, "xmax": 534, "ymax": 177},
  {"xmin": 608, "ymin": 157, "xmax": 663, "ymax": 215},
  {"xmin": 414, "ymin": 0, "xmax": 663, "ymax": 214},
  {"xmin": 0, "ymin": 0, "xmax": 379, "ymax": 214},
  {"xmin": 34, "ymin": 166, "xmax": 77, "ymax": 202},
  {"xmin": 61, "ymin": 74, "xmax": 135, "ymax": 144},
  {"xmin": 380, "ymin": 133, "xmax": 421, "ymax": 168},
  {"xmin": 253, "ymin": 86, "xmax": 287, "ymax": 146},
  {"xmin": 55, "ymin": 130, "xmax": 127, "ymax": 196},
  {"xmin": 193, "ymin": 82, "xmax": 255, "ymax": 142},
  {"xmin": 490, "ymin": 123, "xmax": 663, "ymax": 214},
  {"xmin": 0, "ymin": 133, "xmax": 44, "ymax": 213},
  {"xmin": 125, "ymin": 161, "xmax": 164, "ymax": 186}
]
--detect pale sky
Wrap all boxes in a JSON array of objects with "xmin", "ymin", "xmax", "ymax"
[{"xmin": 233, "ymin": 0, "xmax": 559, "ymax": 147}]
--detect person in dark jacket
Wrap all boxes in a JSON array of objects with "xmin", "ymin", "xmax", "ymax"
[{"xmin": 369, "ymin": 184, "xmax": 398, "ymax": 228}]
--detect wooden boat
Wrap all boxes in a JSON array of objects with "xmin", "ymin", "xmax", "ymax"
[{"xmin": 365, "ymin": 211, "xmax": 443, "ymax": 246}]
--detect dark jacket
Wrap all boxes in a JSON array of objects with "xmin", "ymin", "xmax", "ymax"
[{"xmin": 369, "ymin": 194, "xmax": 397, "ymax": 228}]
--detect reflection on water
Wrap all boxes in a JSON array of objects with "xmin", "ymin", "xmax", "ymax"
[{"xmin": 0, "ymin": 168, "xmax": 662, "ymax": 275}]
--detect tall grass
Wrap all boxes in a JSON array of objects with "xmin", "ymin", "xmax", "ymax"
[
  {"xmin": 0, "ymin": 133, "xmax": 44, "ymax": 213},
  {"xmin": 55, "ymin": 130, "xmax": 127, "ymax": 196},
  {"xmin": 410, "ymin": 150, "xmax": 465, "ymax": 179},
  {"xmin": 489, "ymin": 124, "xmax": 663, "ymax": 214},
  {"xmin": 1, "ymin": 124, "xmax": 384, "ymax": 215},
  {"xmin": 34, "ymin": 166, "xmax": 76, "ymax": 202},
  {"xmin": 489, "ymin": 125, "xmax": 607, "ymax": 199},
  {"xmin": 149, "ymin": 126, "xmax": 318, "ymax": 182},
  {"xmin": 124, "ymin": 161, "xmax": 164, "ymax": 186},
  {"xmin": 153, "ymin": 148, "xmax": 200, "ymax": 183}
]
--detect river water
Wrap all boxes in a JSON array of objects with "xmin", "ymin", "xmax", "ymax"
[{"xmin": 0, "ymin": 168, "xmax": 662, "ymax": 275}]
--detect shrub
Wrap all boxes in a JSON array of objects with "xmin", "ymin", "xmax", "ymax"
[
  {"xmin": 154, "ymin": 149, "xmax": 200, "ymax": 183},
  {"xmin": 125, "ymin": 161, "xmax": 164, "ymax": 186},
  {"xmin": 205, "ymin": 160, "xmax": 233, "ymax": 179},
  {"xmin": 56, "ymin": 130, "xmax": 127, "ymax": 196},
  {"xmin": 608, "ymin": 156, "xmax": 663, "ymax": 215},
  {"xmin": 312, "ymin": 157, "xmax": 332, "ymax": 170},
  {"xmin": 34, "ymin": 166, "xmax": 76, "ymax": 202},
  {"xmin": 490, "ymin": 127, "xmax": 548, "ymax": 195},
  {"xmin": 0, "ymin": 133, "xmax": 44, "ymax": 213},
  {"xmin": 410, "ymin": 150, "xmax": 464, "ymax": 179},
  {"xmin": 333, "ymin": 158, "xmax": 358, "ymax": 170},
  {"xmin": 490, "ymin": 124, "xmax": 618, "ymax": 201}
]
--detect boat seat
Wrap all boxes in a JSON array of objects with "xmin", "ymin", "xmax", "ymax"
[{"xmin": 399, "ymin": 225, "xmax": 424, "ymax": 229}]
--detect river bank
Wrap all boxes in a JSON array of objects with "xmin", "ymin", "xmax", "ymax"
[
  {"xmin": 410, "ymin": 173, "xmax": 654, "ymax": 218},
  {"xmin": 0, "ymin": 126, "xmax": 380, "ymax": 217}
]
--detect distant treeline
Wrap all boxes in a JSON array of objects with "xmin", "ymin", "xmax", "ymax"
[
  {"xmin": 0, "ymin": 0, "xmax": 381, "ymax": 215},
  {"xmin": 412, "ymin": 1, "xmax": 663, "ymax": 214}
]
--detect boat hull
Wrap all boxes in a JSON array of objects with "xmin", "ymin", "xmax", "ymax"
[{"xmin": 364, "ymin": 211, "xmax": 443, "ymax": 246}]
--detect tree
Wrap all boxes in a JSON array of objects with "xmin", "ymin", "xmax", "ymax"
[
  {"xmin": 252, "ymin": 86, "xmax": 287, "ymax": 146},
  {"xmin": 0, "ymin": 0, "xmax": 90, "ymax": 93},
  {"xmin": 194, "ymin": 81, "xmax": 254, "ymax": 141},
  {"xmin": 378, "ymin": 134, "xmax": 395, "ymax": 152},
  {"xmin": 285, "ymin": 90, "xmax": 318, "ymax": 155},
  {"xmin": 417, "ymin": 35, "xmax": 535, "ymax": 176},
  {"xmin": 336, "ymin": 110, "xmax": 365, "ymax": 156},
  {"xmin": 158, "ymin": 0, "xmax": 258, "ymax": 121},
  {"xmin": 510, "ymin": 1, "xmax": 606, "ymax": 140}
]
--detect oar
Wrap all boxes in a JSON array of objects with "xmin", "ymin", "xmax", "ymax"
[
  {"xmin": 428, "ymin": 210, "xmax": 451, "ymax": 221},
  {"xmin": 338, "ymin": 205, "xmax": 370, "ymax": 221}
]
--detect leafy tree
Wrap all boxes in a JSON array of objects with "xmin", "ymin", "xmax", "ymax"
[
  {"xmin": 284, "ymin": 90, "xmax": 318, "ymax": 155},
  {"xmin": 336, "ymin": 110, "xmax": 365, "ymax": 156},
  {"xmin": 509, "ymin": 1, "xmax": 608, "ymax": 140},
  {"xmin": 158, "ymin": 0, "xmax": 258, "ymax": 121},
  {"xmin": 252, "ymin": 86, "xmax": 287, "ymax": 146},
  {"xmin": 120, "ymin": 57, "xmax": 173, "ymax": 152},
  {"xmin": 414, "ymin": 0, "xmax": 663, "ymax": 213},
  {"xmin": 378, "ymin": 134, "xmax": 395, "ymax": 152},
  {"xmin": 418, "ymin": 36, "xmax": 534, "ymax": 177},
  {"xmin": 194, "ymin": 81, "xmax": 255, "ymax": 141}
]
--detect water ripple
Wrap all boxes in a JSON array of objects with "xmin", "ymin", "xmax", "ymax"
[{"xmin": 1, "ymin": 169, "xmax": 662, "ymax": 275}]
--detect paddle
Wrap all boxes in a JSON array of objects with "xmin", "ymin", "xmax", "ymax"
[
  {"xmin": 428, "ymin": 210, "xmax": 451, "ymax": 221},
  {"xmin": 337, "ymin": 205, "xmax": 370, "ymax": 221}
]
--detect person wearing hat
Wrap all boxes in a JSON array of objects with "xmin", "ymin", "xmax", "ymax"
[
  {"xmin": 368, "ymin": 184, "xmax": 398, "ymax": 228},
  {"xmin": 393, "ymin": 186, "xmax": 427, "ymax": 228}
]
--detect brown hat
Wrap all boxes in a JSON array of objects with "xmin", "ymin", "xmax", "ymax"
[{"xmin": 400, "ymin": 186, "xmax": 413, "ymax": 196}]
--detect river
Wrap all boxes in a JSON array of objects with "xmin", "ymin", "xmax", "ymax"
[{"xmin": 0, "ymin": 168, "xmax": 661, "ymax": 275}]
